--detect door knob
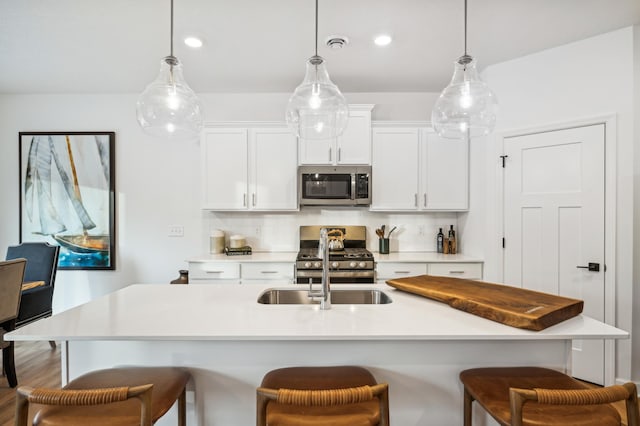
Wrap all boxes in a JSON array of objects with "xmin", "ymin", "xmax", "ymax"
[{"xmin": 576, "ymin": 262, "xmax": 600, "ymax": 272}]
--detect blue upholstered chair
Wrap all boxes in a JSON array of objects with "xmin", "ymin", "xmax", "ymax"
[{"xmin": 5, "ymin": 242, "xmax": 59, "ymax": 347}]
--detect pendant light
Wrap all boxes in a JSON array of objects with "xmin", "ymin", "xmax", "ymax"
[
  {"xmin": 136, "ymin": 0, "xmax": 203, "ymax": 140},
  {"xmin": 431, "ymin": 0, "xmax": 497, "ymax": 139},
  {"xmin": 285, "ymin": 0, "xmax": 349, "ymax": 140}
]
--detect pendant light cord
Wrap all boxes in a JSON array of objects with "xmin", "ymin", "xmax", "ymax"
[
  {"xmin": 170, "ymin": 0, "xmax": 174, "ymax": 57},
  {"xmin": 464, "ymin": 0, "xmax": 467, "ymax": 57},
  {"xmin": 314, "ymin": 0, "xmax": 319, "ymax": 57}
]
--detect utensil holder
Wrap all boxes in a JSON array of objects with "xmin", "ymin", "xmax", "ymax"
[{"xmin": 379, "ymin": 238, "xmax": 390, "ymax": 254}]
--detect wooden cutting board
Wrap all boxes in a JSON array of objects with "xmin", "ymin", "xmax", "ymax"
[{"xmin": 386, "ymin": 275, "xmax": 584, "ymax": 331}]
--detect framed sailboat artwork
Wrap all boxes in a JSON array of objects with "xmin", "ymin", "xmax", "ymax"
[{"xmin": 18, "ymin": 132, "xmax": 116, "ymax": 270}]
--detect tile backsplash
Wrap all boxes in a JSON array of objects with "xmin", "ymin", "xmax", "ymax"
[{"xmin": 206, "ymin": 209, "xmax": 459, "ymax": 253}]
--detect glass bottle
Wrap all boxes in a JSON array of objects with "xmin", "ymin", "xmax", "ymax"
[
  {"xmin": 448, "ymin": 225, "xmax": 457, "ymax": 255},
  {"xmin": 437, "ymin": 228, "xmax": 444, "ymax": 253}
]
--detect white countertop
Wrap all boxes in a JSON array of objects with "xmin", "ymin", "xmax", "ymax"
[
  {"xmin": 187, "ymin": 252, "xmax": 482, "ymax": 263},
  {"xmin": 6, "ymin": 283, "xmax": 626, "ymax": 342}
]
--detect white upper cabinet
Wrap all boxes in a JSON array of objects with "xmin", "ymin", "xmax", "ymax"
[
  {"xmin": 202, "ymin": 128, "xmax": 248, "ymax": 210},
  {"xmin": 370, "ymin": 124, "xmax": 469, "ymax": 211},
  {"xmin": 371, "ymin": 127, "xmax": 421, "ymax": 210},
  {"xmin": 202, "ymin": 125, "xmax": 298, "ymax": 211},
  {"xmin": 299, "ymin": 104, "xmax": 373, "ymax": 165},
  {"xmin": 422, "ymin": 130, "xmax": 469, "ymax": 210}
]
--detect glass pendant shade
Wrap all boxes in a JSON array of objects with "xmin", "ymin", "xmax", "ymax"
[
  {"xmin": 286, "ymin": 56, "xmax": 349, "ymax": 140},
  {"xmin": 136, "ymin": 56, "xmax": 203, "ymax": 140},
  {"xmin": 432, "ymin": 56, "xmax": 498, "ymax": 139}
]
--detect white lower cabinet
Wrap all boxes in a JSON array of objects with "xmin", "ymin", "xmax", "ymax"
[
  {"xmin": 376, "ymin": 262, "xmax": 428, "ymax": 284},
  {"xmin": 427, "ymin": 263, "xmax": 483, "ymax": 280},
  {"xmin": 240, "ymin": 263, "xmax": 295, "ymax": 285},
  {"xmin": 376, "ymin": 261, "xmax": 483, "ymax": 284},
  {"xmin": 188, "ymin": 261, "xmax": 294, "ymax": 285},
  {"xmin": 188, "ymin": 262, "xmax": 241, "ymax": 284}
]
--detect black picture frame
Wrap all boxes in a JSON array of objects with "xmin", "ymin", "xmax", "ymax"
[{"xmin": 18, "ymin": 132, "xmax": 116, "ymax": 270}]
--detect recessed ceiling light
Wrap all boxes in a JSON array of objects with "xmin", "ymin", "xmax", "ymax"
[
  {"xmin": 374, "ymin": 34, "xmax": 392, "ymax": 46},
  {"xmin": 184, "ymin": 37, "xmax": 203, "ymax": 48}
]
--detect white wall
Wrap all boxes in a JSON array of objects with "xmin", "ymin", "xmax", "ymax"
[
  {"xmin": 474, "ymin": 26, "xmax": 637, "ymax": 382},
  {"xmin": 0, "ymin": 92, "xmax": 443, "ymax": 314}
]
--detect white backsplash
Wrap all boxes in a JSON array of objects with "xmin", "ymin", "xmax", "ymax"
[{"xmin": 206, "ymin": 209, "xmax": 459, "ymax": 253}]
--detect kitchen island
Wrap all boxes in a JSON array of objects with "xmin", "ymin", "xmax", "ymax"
[{"xmin": 6, "ymin": 283, "xmax": 627, "ymax": 425}]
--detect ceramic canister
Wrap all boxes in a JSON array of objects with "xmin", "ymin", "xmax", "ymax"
[{"xmin": 210, "ymin": 229, "xmax": 225, "ymax": 254}]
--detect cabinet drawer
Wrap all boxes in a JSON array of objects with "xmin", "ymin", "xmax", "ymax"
[
  {"xmin": 241, "ymin": 263, "xmax": 294, "ymax": 280},
  {"xmin": 376, "ymin": 262, "xmax": 427, "ymax": 279},
  {"xmin": 189, "ymin": 262, "xmax": 240, "ymax": 280},
  {"xmin": 428, "ymin": 263, "xmax": 482, "ymax": 279}
]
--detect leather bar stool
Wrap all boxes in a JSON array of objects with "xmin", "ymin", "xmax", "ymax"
[
  {"xmin": 256, "ymin": 366, "xmax": 389, "ymax": 426},
  {"xmin": 460, "ymin": 367, "xmax": 640, "ymax": 426},
  {"xmin": 15, "ymin": 366, "xmax": 191, "ymax": 426}
]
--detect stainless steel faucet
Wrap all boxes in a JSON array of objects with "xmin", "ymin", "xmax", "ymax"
[{"xmin": 308, "ymin": 228, "xmax": 331, "ymax": 309}]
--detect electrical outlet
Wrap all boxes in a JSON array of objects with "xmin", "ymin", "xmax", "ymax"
[
  {"xmin": 255, "ymin": 226, "xmax": 261, "ymax": 236},
  {"xmin": 418, "ymin": 225, "xmax": 425, "ymax": 236},
  {"xmin": 168, "ymin": 225, "xmax": 184, "ymax": 237}
]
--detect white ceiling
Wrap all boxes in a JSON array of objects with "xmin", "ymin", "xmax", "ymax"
[{"xmin": 1, "ymin": 0, "xmax": 639, "ymax": 94}]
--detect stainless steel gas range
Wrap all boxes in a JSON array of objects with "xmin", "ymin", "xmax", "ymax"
[{"xmin": 295, "ymin": 225, "xmax": 375, "ymax": 284}]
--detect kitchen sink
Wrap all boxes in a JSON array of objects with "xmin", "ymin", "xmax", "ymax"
[{"xmin": 257, "ymin": 288, "xmax": 392, "ymax": 305}]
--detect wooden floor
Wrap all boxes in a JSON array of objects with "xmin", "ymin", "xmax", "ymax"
[{"xmin": 0, "ymin": 341, "xmax": 60, "ymax": 426}]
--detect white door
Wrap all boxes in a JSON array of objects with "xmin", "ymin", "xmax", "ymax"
[{"xmin": 503, "ymin": 124, "xmax": 605, "ymax": 384}]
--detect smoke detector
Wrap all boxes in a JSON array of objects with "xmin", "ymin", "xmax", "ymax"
[{"xmin": 325, "ymin": 36, "xmax": 349, "ymax": 49}]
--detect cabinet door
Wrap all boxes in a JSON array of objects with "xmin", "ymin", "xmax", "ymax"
[
  {"xmin": 250, "ymin": 128, "xmax": 299, "ymax": 210},
  {"xmin": 202, "ymin": 128, "xmax": 249, "ymax": 210},
  {"xmin": 370, "ymin": 128, "xmax": 420, "ymax": 210},
  {"xmin": 422, "ymin": 130, "xmax": 469, "ymax": 210},
  {"xmin": 299, "ymin": 138, "xmax": 333, "ymax": 165},
  {"xmin": 337, "ymin": 109, "xmax": 371, "ymax": 164}
]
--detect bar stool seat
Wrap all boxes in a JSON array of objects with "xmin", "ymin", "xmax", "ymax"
[
  {"xmin": 460, "ymin": 367, "xmax": 640, "ymax": 426},
  {"xmin": 16, "ymin": 366, "xmax": 191, "ymax": 426},
  {"xmin": 257, "ymin": 366, "xmax": 389, "ymax": 426}
]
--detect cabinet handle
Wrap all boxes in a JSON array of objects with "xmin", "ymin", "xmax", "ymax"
[
  {"xmin": 206, "ymin": 271, "xmax": 224, "ymax": 274},
  {"xmin": 243, "ymin": 193, "xmax": 247, "ymax": 207},
  {"xmin": 338, "ymin": 147, "xmax": 341, "ymax": 162},
  {"xmin": 252, "ymin": 193, "xmax": 256, "ymax": 206},
  {"xmin": 394, "ymin": 271, "xmax": 411, "ymax": 274},
  {"xmin": 424, "ymin": 193, "xmax": 427, "ymax": 207},
  {"xmin": 449, "ymin": 271, "xmax": 465, "ymax": 274},
  {"xmin": 329, "ymin": 147, "xmax": 332, "ymax": 162},
  {"xmin": 261, "ymin": 271, "xmax": 278, "ymax": 274},
  {"xmin": 414, "ymin": 194, "xmax": 418, "ymax": 207}
]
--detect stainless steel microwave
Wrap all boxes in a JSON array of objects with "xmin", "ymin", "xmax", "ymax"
[{"xmin": 299, "ymin": 165, "xmax": 371, "ymax": 206}]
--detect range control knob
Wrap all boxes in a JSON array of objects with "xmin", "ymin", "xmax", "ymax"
[
  {"xmin": 313, "ymin": 262, "xmax": 322, "ymax": 268},
  {"xmin": 350, "ymin": 262, "xmax": 357, "ymax": 268},
  {"xmin": 304, "ymin": 262, "xmax": 312, "ymax": 268},
  {"xmin": 331, "ymin": 262, "xmax": 339, "ymax": 268},
  {"xmin": 358, "ymin": 262, "xmax": 367, "ymax": 268}
]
